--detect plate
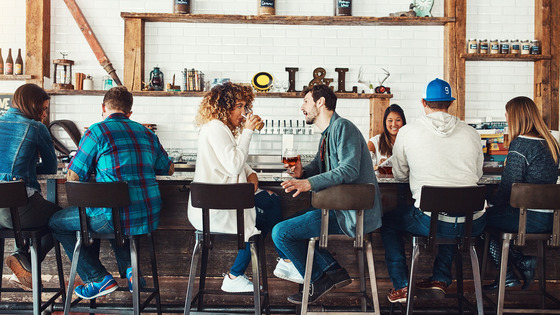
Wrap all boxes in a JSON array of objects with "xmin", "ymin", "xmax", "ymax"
[{"xmin": 251, "ymin": 72, "xmax": 274, "ymax": 92}]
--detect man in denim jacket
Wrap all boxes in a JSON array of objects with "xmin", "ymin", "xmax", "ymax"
[{"xmin": 272, "ymin": 84, "xmax": 382, "ymax": 304}]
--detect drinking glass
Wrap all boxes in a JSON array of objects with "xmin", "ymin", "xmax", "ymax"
[
  {"xmin": 282, "ymin": 148, "xmax": 300, "ymax": 174},
  {"xmin": 242, "ymin": 108, "xmax": 264, "ymax": 131}
]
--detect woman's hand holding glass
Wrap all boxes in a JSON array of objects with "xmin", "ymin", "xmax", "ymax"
[{"xmin": 242, "ymin": 109, "xmax": 264, "ymax": 131}]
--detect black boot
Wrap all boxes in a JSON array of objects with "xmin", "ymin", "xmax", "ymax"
[
  {"xmin": 509, "ymin": 246, "xmax": 537, "ymax": 290},
  {"xmin": 483, "ymin": 238, "xmax": 521, "ymax": 291}
]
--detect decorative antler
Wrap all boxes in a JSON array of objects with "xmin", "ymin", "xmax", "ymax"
[
  {"xmin": 378, "ymin": 68, "xmax": 390, "ymax": 86},
  {"xmin": 358, "ymin": 66, "xmax": 373, "ymax": 89}
]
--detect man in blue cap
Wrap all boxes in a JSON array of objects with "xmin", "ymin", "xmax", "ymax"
[{"xmin": 381, "ymin": 78, "xmax": 485, "ymax": 303}]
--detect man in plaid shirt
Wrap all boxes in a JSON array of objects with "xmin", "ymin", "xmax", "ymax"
[{"xmin": 49, "ymin": 86, "xmax": 174, "ymax": 299}]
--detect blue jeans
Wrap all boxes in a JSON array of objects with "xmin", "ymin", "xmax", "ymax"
[
  {"xmin": 230, "ymin": 190, "xmax": 283, "ymax": 277},
  {"xmin": 381, "ymin": 204, "xmax": 486, "ymax": 290},
  {"xmin": 48, "ymin": 206, "xmax": 131, "ymax": 283},
  {"xmin": 486, "ymin": 205, "xmax": 553, "ymax": 233},
  {"xmin": 271, "ymin": 209, "xmax": 344, "ymax": 283}
]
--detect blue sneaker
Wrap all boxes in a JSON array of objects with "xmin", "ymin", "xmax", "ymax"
[
  {"xmin": 126, "ymin": 267, "xmax": 147, "ymax": 292},
  {"xmin": 74, "ymin": 274, "xmax": 118, "ymax": 300}
]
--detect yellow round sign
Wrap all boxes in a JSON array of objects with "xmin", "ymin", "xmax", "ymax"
[{"xmin": 251, "ymin": 72, "xmax": 274, "ymax": 92}]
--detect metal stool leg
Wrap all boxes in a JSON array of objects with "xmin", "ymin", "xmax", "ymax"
[
  {"xmin": 184, "ymin": 232, "xmax": 202, "ymax": 315},
  {"xmin": 469, "ymin": 245, "xmax": 484, "ymax": 315},
  {"xmin": 0, "ymin": 239, "xmax": 4, "ymax": 301},
  {"xmin": 258, "ymin": 236, "xmax": 270, "ymax": 315},
  {"xmin": 54, "ymin": 236, "xmax": 67, "ymax": 304},
  {"xmin": 496, "ymin": 237, "xmax": 511, "ymax": 315},
  {"xmin": 405, "ymin": 238, "xmax": 420, "ymax": 315},
  {"xmin": 64, "ymin": 231, "xmax": 83, "ymax": 315},
  {"xmin": 130, "ymin": 237, "xmax": 140, "ymax": 315},
  {"xmin": 148, "ymin": 233, "xmax": 162, "ymax": 315},
  {"xmin": 357, "ymin": 247, "xmax": 367, "ymax": 311},
  {"xmin": 301, "ymin": 237, "xmax": 317, "ymax": 315},
  {"xmin": 250, "ymin": 240, "xmax": 261, "ymax": 315},
  {"xmin": 365, "ymin": 239, "xmax": 380, "ymax": 315},
  {"xmin": 30, "ymin": 236, "xmax": 41, "ymax": 315},
  {"xmin": 455, "ymin": 251, "xmax": 464, "ymax": 315},
  {"xmin": 198, "ymin": 241, "xmax": 210, "ymax": 311}
]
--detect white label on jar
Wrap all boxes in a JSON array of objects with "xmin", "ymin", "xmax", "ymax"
[
  {"xmin": 338, "ymin": 0, "xmax": 351, "ymax": 8},
  {"xmin": 480, "ymin": 44, "xmax": 488, "ymax": 50},
  {"xmin": 522, "ymin": 44, "xmax": 530, "ymax": 50},
  {"xmin": 261, "ymin": 0, "xmax": 274, "ymax": 7},
  {"xmin": 176, "ymin": 0, "xmax": 189, "ymax": 4},
  {"xmin": 469, "ymin": 44, "xmax": 477, "ymax": 49},
  {"xmin": 491, "ymin": 44, "xmax": 499, "ymax": 50},
  {"xmin": 512, "ymin": 44, "xmax": 520, "ymax": 50}
]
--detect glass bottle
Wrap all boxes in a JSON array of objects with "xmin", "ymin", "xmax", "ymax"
[
  {"xmin": 336, "ymin": 0, "xmax": 352, "ymax": 16},
  {"xmin": 258, "ymin": 0, "xmax": 275, "ymax": 15},
  {"xmin": 174, "ymin": 0, "xmax": 190, "ymax": 14},
  {"xmin": 15, "ymin": 48, "xmax": 23, "ymax": 75},
  {"xmin": 0, "ymin": 48, "xmax": 3, "ymax": 74},
  {"xmin": 5, "ymin": 48, "xmax": 13, "ymax": 75}
]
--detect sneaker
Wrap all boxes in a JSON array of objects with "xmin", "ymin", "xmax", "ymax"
[
  {"xmin": 9, "ymin": 273, "xmax": 32, "ymax": 291},
  {"xmin": 221, "ymin": 273, "xmax": 254, "ymax": 293},
  {"xmin": 273, "ymin": 258, "xmax": 304, "ymax": 284},
  {"xmin": 326, "ymin": 268, "xmax": 352, "ymax": 288},
  {"xmin": 74, "ymin": 274, "xmax": 119, "ymax": 300},
  {"xmin": 5, "ymin": 254, "xmax": 32, "ymax": 290},
  {"xmin": 126, "ymin": 267, "xmax": 147, "ymax": 292},
  {"xmin": 287, "ymin": 273, "xmax": 336, "ymax": 304},
  {"xmin": 416, "ymin": 280, "xmax": 447, "ymax": 294},
  {"xmin": 387, "ymin": 287, "xmax": 408, "ymax": 303}
]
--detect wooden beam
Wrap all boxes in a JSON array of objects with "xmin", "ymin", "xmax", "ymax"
[
  {"xmin": 25, "ymin": 0, "xmax": 50, "ymax": 86},
  {"xmin": 444, "ymin": 0, "xmax": 466, "ymax": 119},
  {"xmin": 550, "ymin": 0, "xmax": 560, "ymax": 130},
  {"xmin": 123, "ymin": 18, "xmax": 144, "ymax": 91},
  {"xmin": 369, "ymin": 97, "xmax": 390, "ymax": 138},
  {"xmin": 534, "ymin": 0, "xmax": 552, "ymax": 128}
]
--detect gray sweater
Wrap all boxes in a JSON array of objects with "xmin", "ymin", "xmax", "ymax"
[{"xmin": 491, "ymin": 135, "xmax": 559, "ymax": 206}]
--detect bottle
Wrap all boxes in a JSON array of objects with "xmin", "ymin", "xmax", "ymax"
[
  {"xmin": 174, "ymin": 0, "xmax": 190, "ymax": 14},
  {"xmin": 0, "ymin": 48, "xmax": 3, "ymax": 74},
  {"xmin": 336, "ymin": 0, "xmax": 352, "ymax": 16},
  {"xmin": 258, "ymin": 0, "xmax": 275, "ymax": 15},
  {"xmin": 5, "ymin": 48, "xmax": 13, "ymax": 75},
  {"xmin": 15, "ymin": 48, "xmax": 23, "ymax": 75}
]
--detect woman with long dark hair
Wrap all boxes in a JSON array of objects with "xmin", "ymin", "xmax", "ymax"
[
  {"xmin": 484, "ymin": 96, "xmax": 560, "ymax": 290},
  {"xmin": 0, "ymin": 84, "xmax": 61, "ymax": 290},
  {"xmin": 368, "ymin": 104, "xmax": 407, "ymax": 171}
]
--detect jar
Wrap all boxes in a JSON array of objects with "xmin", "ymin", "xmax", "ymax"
[
  {"xmin": 510, "ymin": 39, "xmax": 520, "ymax": 54},
  {"xmin": 500, "ymin": 39, "xmax": 510, "ymax": 54},
  {"xmin": 521, "ymin": 40, "xmax": 531, "ymax": 55},
  {"xmin": 258, "ymin": 0, "xmax": 275, "ymax": 15},
  {"xmin": 336, "ymin": 0, "xmax": 352, "ymax": 16},
  {"xmin": 173, "ymin": 0, "xmax": 190, "ymax": 14},
  {"xmin": 83, "ymin": 75, "xmax": 93, "ymax": 90},
  {"xmin": 467, "ymin": 38, "xmax": 478, "ymax": 54},
  {"xmin": 490, "ymin": 39, "xmax": 500, "ymax": 54},
  {"xmin": 531, "ymin": 40, "xmax": 540, "ymax": 55},
  {"xmin": 479, "ymin": 39, "xmax": 489, "ymax": 54}
]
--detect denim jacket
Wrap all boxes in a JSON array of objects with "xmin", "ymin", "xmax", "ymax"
[{"xmin": 0, "ymin": 108, "xmax": 58, "ymax": 192}]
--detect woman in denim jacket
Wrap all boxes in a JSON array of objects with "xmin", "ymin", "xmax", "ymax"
[{"xmin": 0, "ymin": 84, "xmax": 61, "ymax": 290}]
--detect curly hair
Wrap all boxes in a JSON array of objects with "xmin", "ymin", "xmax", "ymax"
[{"xmin": 195, "ymin": 82, "xmax": 255, "ymax": 137}]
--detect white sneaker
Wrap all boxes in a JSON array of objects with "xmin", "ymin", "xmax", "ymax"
[
  {"xmin": 221, "ymin": 273, "xmax": 254, "ymax": 293},
  {"xmin": 273, "ymin": 258, "xmax": 304, "ymax": 284}
]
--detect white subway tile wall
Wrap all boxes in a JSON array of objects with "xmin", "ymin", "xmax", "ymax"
[{"xmin": 0, "ymin": 0, "xmax": 543, "ymax": 154}]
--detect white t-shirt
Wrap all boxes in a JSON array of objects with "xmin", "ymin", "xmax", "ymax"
[
  {"xmin": 187, "ymin": 119, "xmax": 260, "ymax": 241},
  {"xmin": 369, "ymin": 134, "xmax": 391, "ymax": 168}
]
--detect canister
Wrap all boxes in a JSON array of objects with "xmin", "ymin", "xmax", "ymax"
[
  {"xmin": 174, "ymin": 0, "xmax": 190, "ymax": 14},
  {"xmin": 258, "ymin": 0, "xmax": 275, "ymax": 15},
  {"xmin": 479, "ymin": 39, "xmax": 489, "ymax": 54},
  {"xmin": 467, "ymin": 38, "xmax": 478, "ymax": 54},
  {"xmin": 531, "ymin": 40, "xmax": 540, "ymax": 55},
  {"xmin": 336, "ymin": 0, "xmax": 352, "ymax": 16},
  {"xmin": 510, "ymin": 39, "xmax": 520, "ymax": 54},
  {"xmin": 500, "ymin": 39, "xmax": 510, "ymax": 54},
  {"xmin": 521, "ymin": 40, "xmax": 531, "ymax": 55},
  {"xmin": 490, "ymin": 39, "xmax": 500, "ymax": 54}
]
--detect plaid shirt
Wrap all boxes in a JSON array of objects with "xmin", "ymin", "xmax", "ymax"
[{"xmin": 68, "ymin": 113, "xmax": 172, "ymax": 235}]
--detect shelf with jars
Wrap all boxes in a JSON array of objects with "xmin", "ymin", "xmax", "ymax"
[
  {"xmin": 46, "ymin": 89, "xmax": 392, "ymax": 100},
  {"xmin": 120, "ymin": 12, "xmax": 455, "ymax": 26},
  {"xmin": 460, "ymin": 53, "xmax": 551, "ymax": 62}
]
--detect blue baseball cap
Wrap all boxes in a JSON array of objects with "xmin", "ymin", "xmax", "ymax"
[{"xmin": 424, "ymin": 78, "xmax": 456, "ymax": 102}]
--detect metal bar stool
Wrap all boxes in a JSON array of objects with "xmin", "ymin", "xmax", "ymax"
[
  {"xmin": 63, "ymin": 181, "xmax": 162, "ymax": 315},
  {"xmin": 183, "ymin": 182, "xmax": 270, "ymax": 315},
  {"xmin": 300, "ymin": 183, "xmax": 380, "ymax": 315},
  {"xmin": 0, "ymin": 181, "xmax": 66, "ymax": 315},
  {"xmin": 394, "ymin": 185, "xmax": 486, "ymax": 315},
  {"xmin": 481, "ymin": 183, "xmax": 560, "ymax": 314}
]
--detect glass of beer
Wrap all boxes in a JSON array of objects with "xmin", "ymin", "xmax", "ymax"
[
  {"xmin": 242, "ymin": 109, "xmax": 264, "ymax": 131},
  {"xmin": 282, "ymin": 148, "xmax": 300, "ymax": 174}
]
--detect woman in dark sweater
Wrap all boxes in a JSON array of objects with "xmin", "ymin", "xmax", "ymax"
[{"xmin": 484, "ymin": 96, "xmax": 560, "ymax": 291}]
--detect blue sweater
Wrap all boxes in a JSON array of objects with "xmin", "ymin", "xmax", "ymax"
[
  {"xmin": 302, "ymin": 112, "xmax": 382, "ymax": 236},
  {"xmin": 491, "ymin": 135, "xmax": 559, "ymax": 206}
]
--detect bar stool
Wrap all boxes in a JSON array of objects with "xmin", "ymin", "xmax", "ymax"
[
  {"xmin": 481, "ymin": 183, "xmax": 560, "ymax": 315},
  {"xmin": 397, "ymin": 185, "xmax": 486, "ymax": 315},
  {"xmin": 183, "ymin": 182, "xmax": 269, "ymax": 315},
  {"xmin": 0, "ymin": 181, "xmax": 66, "ymax": 315},
  {"xmin": 300, "ymin": 183, "xmax": 380, "ymax": 315},
  {"xmin": 63, "ymin": 181, "xmax": 162, "ymax": 315}
]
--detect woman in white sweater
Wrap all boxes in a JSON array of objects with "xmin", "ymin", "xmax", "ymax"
[
  {"xmin": 367, "ymin": 104, "xmax": 406, "ymax": 173},
  {"xmin": 188, "ymin": 82, "xmax": 283, "ymax": 293}
]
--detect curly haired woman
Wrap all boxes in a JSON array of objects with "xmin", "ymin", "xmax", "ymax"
[{"xmin": 187, "ymin": 82, "xmax": 284, "ymax": 292}]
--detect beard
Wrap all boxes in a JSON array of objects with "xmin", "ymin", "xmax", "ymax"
[{"xmin": 305, "ymin": 106, "xmax": 319, "ymax": 125}]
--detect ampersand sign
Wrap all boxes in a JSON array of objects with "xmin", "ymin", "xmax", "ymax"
[{"xmin": 308, "ymin": 67, "xmax": 333, "ymax": 89}]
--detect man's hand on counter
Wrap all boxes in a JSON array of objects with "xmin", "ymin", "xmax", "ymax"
[
  {"xmin": 168, "ymin": 163, "xmax": 175, "ymax": 175},
  {"xmin": 281, "ymin": 179, "xmax": 311, "ymax": 197},
  {"xmin": 66, "ymin": 169, "xmax": 79, "ymax": 181}
]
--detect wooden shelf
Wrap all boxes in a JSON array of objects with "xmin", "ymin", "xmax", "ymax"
[
  {"xmin": 0, "ymin": 74, "xmax": 34, "ymax": 80},
  {"xmin": 120, "ymin": 12, "xmax": 455, "ymax": 26},
  {"xmin": 460, "ymin": 53, "xmax": 551, "ymax": 61},
  {"xmin": 47, "ymin": 89, "xmax": 392, "ymax": 99}
]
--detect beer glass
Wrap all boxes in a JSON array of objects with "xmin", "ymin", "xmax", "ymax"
[{"xmin": 282, "ymin": 148, "xmax": 300, "ymax": 174}]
